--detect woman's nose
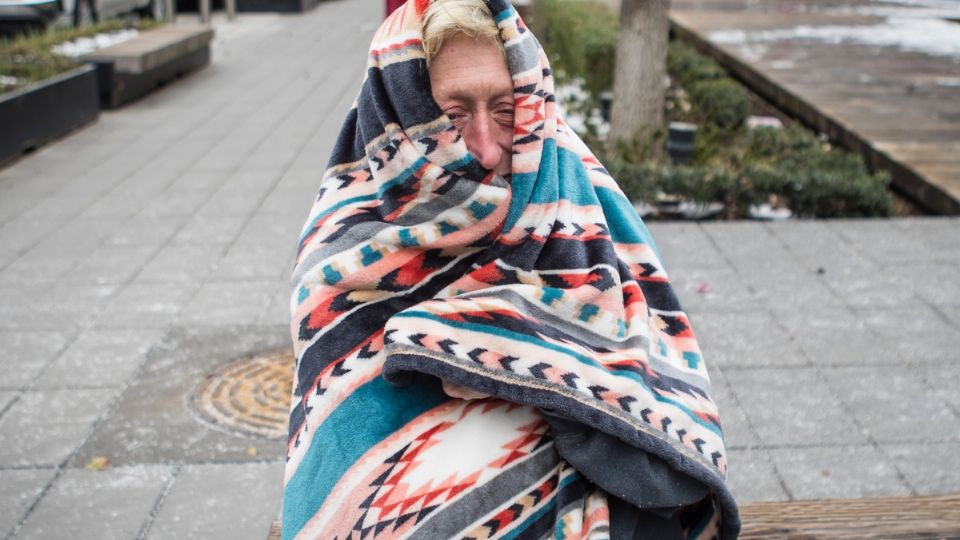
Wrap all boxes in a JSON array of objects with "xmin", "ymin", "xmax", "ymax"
[{"xmin": 465, "ymin": 114, "xmax": 504, "ymax": 171}]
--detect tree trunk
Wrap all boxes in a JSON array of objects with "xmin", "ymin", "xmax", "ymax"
[{"xmin": 607, "ymin": 0, "xmax": 669, "ymax": 155}]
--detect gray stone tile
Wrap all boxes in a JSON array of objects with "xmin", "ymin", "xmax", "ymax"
[
  {"xmin": 769, "ymin": 445, "xmax": 910, "ymax": 500},
  {"xmin": 670, "ymin": 267, "xmax": 759, "ymax": 313},
  {"xmin": 646, "ymin": 222, "xmax": 731, "ymax": 270},
  {"xmin": 710, "ymin": 372, "xmax": 761, "ymax": 448},
  {"xmin": 0, "ymin": 285, "xmax": 116, "ymax": 331},
  {"xmin": 939, "ymin": 306, "xmax": 960, "ymax": 330},
  {"xmin": 258, "ymin": 284, "xmax": 293, "ymax": 326},
  {"xmin": 829, "ymin": 219, "xmax": 939, "ymax": 264},
  {"xmin": 16, "ymin": 465, "xmax": 172, "ymax": 540},
  {"xmin": 823, "ymin": 365, "xmax": 960, "ymax": 444},
  {"xmin": 819, "ymin": 260, "xmax": 919, "ymax": 308},
  {"xmin": 34, "ymin": 329, "xmax": 165, "ymax": 389},
  {"xmin": 104, "ymin": 215, "xmax": 187, "ymax": 249},
  {"xmin": 694, "ymin": 311, "xmax": 807, "ymax": 369},
  {"xmin": 772, "ymin": 306, "xmax": 900, "ymax": 366},
  {"xmin": 177, "ymin": 281, "xmax": 278, "ymax": 326},
  {"xmin": 147, "ymin": 462, "xmax": 283, "ymax": 540},
  {"xmin": 171, "ymin": 215, "xmax": 249, "ymax": 245},
  {"xmin": 702, "ymin": 222, "xmax": 799, "ymax": 274},
  {"xmin": 918, "ymin": 362, "xmax": 960, "ymax": 415},
  {"xmin": 137, "ymin": 189, "xmax": 217, "ymax": 218},
  {"xmin": 0, "ymin": 389, "xmax": 117, "ymax": 466},
  {"xmin": 884, "ymin": 442, "xmax": 960, "ymax": 495},
  {"xmin": 93, "ymin": 283, "xmax": 200, "ymax": 329},
  {"xmin": 766, "ymin": 220, "xmax": 874, "ymax": 267},
  {"xmin": 74, "ymin": 326, "xmax": 288, "ymax": 466},
  {"xmin": 132, "ymin": 243, "xmax": 228, "ymax": 284},
  {"xmin": 856, "ymin": 305, "xmax": 960, "ymax": 362},
  {"xmin": 745, "ymin": 266, "xmax": 843, "ymax": 309},
  {"xmin": 257, "ymin": 187, "xmax": 318, "ymax": 218},
  {"xmin": 725, "ymin": 448, "xmax": 788, "ymax": 502},
  {"xmin": 0, "ymin": 331, "xmax": 73, "ymax": 388},
  {"xmin": 897, "ymin": 263, "xmax": 960, "ymax": 307},
  {"xmin": 0, "ymin": 391, "xmax": 17, "ymax": 414},
  {"xmin": 729, "ymin": 367, "xmax": 868, "ymax": 447},
  {"xmin": 895, "ymin": 218, "xmax": 960, "ymax": 263},
  {"xmin": 0, "ymin": 468, "xmax": 57, "ymax": 537},
  {"xmin": 0, "ymin": 249, "xmax": 80, "ymax": 285},
  {"xmin": 61, "ymin": 246, "xmax": 158, "ymax": 286}
]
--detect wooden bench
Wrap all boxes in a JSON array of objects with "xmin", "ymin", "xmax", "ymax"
[
  {"xmin": 82, "ymin": 25, "xmax": 214, "ymax": 109},
  {"xmin": 740, "ymin": 493, "xmax": 960, "ymax": 539},
  {"xmin": 266, "ymin": 493, "xmax": 960, "ymax": 539}
]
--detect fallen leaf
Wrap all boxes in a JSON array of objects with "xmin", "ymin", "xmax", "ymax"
[
  {"xmin": 85, "ymin": 456, "xmax": 111, "ymax": 471},
  {"xmin": 696, "ymin": 282, "xmax": 713, "ymax": 294},
  {"xmin": 247, "ymin": 446, "xmax": 258, "ymax": 458}
]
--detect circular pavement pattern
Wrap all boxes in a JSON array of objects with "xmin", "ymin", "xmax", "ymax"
[{"xmin": 190, "ymin": 350, "xmax": 294, "ymax": 439}]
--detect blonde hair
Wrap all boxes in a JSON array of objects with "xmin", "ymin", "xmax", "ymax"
[{"xmin": 421, "ymin": 0, "xmax": 504, "ymax": 65}]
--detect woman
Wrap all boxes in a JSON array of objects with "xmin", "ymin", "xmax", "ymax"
[{"xmin": 283, "ymin": 1, "xmax": 739, "ymax": 538}]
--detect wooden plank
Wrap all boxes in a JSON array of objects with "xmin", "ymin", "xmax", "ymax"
[
  {"xmin": 266, "ymin": 494, "xmax": 960, "ymax": 539},
  {"xmin": 740, "ymin": 493, "xmax": 960, "ymax": 539}
]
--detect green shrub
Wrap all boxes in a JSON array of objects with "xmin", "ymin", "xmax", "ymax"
[
  {"xmin": 688, "ymin": 78, "xmax": 750, "ymax": 131},
  {"xmin": 667, "ymin": 41, "xmax": 724, "ymax": 89},
  {"xmin": 542, "ymin": 0, "xmax": 618, "ymax": 100}
]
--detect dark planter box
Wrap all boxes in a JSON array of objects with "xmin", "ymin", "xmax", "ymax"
[
  {"xmin": 83, "ymin": 26, "xmax": 214, "ymax": 109},
  {"xmin": 236, "ymin": 0, "xmax": 321, "ymax": 13},
  {"xmin": 0, "ymin": 64, "xmax": 99, "ymax": 168},
  {"xmin": 90, "ymin": 46, "xmax": 211, "ymax": 109}
]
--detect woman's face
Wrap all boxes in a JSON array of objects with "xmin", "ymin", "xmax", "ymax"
[{"xmin": 429, "ymin": 34, "xmax": 514, "ymax": 177}]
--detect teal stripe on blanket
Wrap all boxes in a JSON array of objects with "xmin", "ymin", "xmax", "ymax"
[
  {"xmin": 393, "ymin": 311, "xmax": 722, "ymax": 436},
  {"xmin": 297, "ymin": 158, "xmax": 429, "ymax": 244},
  {"xmin": 282, "ymin": 375, "xmax": 448, "ymax": 539}
]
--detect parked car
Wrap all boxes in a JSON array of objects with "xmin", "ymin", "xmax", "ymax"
[
  {"xmin": 0, "ymin": 0, "xmax": 59, "ymax": 35},
  {"xmin": 0, "ymin": 0, "xmax": 162, "ymax": 36}
]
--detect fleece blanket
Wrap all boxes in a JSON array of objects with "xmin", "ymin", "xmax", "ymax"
[{"xmin": 283, "ymin": 1, "xmax": 739, "ymax": 538}]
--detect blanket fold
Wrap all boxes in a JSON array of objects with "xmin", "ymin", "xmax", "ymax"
[{"xmin": 284, "ymin": 1, "xmax": 740, "ymax": 538}]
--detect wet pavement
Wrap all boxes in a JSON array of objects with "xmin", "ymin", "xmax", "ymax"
[
  {"xmin": 671, "ymin": 0, "xmax": 960, "ymax": 213},
  {"xmin": 1, "ymin": 1, "xmax": 959, "ymax": 538}
]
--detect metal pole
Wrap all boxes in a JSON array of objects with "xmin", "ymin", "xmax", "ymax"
[
  {"xmin": 199, "ymin": 0, "xmax": 209, "ymax": 24},
  {"xmin": 225, "ymin": 0, "xmax": 235, "ymax": 21},
  {"xmin": 164, "ymin": 0, "xmax": 174, "ymax": 22}
]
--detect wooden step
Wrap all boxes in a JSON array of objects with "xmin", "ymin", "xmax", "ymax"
[
  {"xmin": 267, "ymin": 493, "xmax": 960, "ymax": 539},
  {"xmin": 740, "ymin": 493, "xmax": 960, "ymax": 539}
]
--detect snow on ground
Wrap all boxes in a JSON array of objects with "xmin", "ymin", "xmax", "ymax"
[
  {"xmin": 52, "ymin": 28, "xmax": 140, "ymax": 58},
  {"xmin": 708, "ymin": 0, "xmax": 960, "ymax": 59}
]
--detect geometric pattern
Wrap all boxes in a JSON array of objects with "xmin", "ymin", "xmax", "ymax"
[{"xmin": 283, "ymin": 0, "xmax": 739, "ymax": 538}]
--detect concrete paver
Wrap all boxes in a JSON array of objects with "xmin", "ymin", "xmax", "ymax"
[
  {"xmin": 146, "ymin": 462, "xmax": 283, "ymax": 540},
  {"xmin": 0, "ymin": 331, "xmax": 73, "ymax": 388},
  {"xmin": 0, "ymin": 468, "xmax": 57, "ymax": 537},
  {"xmin": 33, "ymin": 329, "xmax": 165, "ymax": 388},
  {"xmin": 0, "ymin": 0, "xmax": 957, "ymax": 536},
  {"xmin": 768, "ymin": 445, "xmax": 911, "ymax": 500},
  {"xmin": 885, "ymin": 443, "xmax": 960, "ymax": 496},
  {"xmin": 73, "ymin": 326, "xmax": 288, "ymax": 467},
  {"xmin": 0, "ymin": 389, "xmax": 117, "ymax": 467},
  {"xmin": 15, "ymin": 466, "xmax": 172, "ymax": 540}
]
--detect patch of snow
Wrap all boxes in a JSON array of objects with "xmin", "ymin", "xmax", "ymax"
[
  {"xmin": 709, "ymin": 17, "xmax": 960, "ymax": 58},
  {"xmin": 749, "ymin": 203, "xmax": 793, "ymax": 220},
  {"xmin": 0, "ymin": 75, "xmax": 21, "ymax": 87},
  {"xmin": 747, "ymin": 116, "xmax": 783, "ymax": 129},
  {"xmin": 52, "ymin": 28, "xmax": 140, "ymax": 58}
]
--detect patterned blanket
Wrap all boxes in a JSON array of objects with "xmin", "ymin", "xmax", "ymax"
[{"xmin": 283, "ymin": 1, "xmax": 740, "ymax": 538}]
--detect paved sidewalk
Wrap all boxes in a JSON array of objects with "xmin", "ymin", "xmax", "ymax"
[{"xmin": 1, "ymin": 1, "xmax": 959, "ymax": 538}]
